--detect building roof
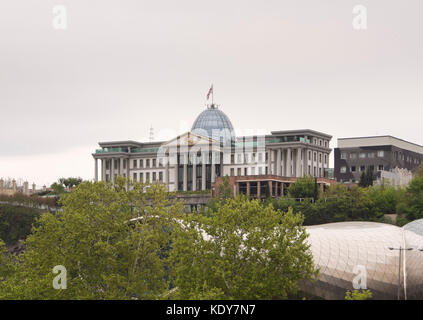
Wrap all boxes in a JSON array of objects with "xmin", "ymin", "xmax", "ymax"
[
  {"xmin": 271, "ymin": 129, "xmax": 332, "ymax": 139},
  {"xmin": 337, "ymin": 135, "xmax": 423, "ymax": 155},
  {"xmin": 300, "ymin": 220, "xmax": 423, "ymax": 299}
]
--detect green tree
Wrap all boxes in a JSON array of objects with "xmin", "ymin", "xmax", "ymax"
[
  {"xmin": 359, "ymin": 170, "xmax": 374, "ymax": 188},
  {"xmin": 50, "ymin": 182, "xmax": 65, "ymax": 195},
  {"xmin": 0, "ymin": 204, "xmax": 41, "ymax": 245},
  {"xmin": 288, "ymin": 176, "xmax": 318, "ymax": 200},
  {"xmin": 345, "ymin": 289, "xmax": 372, "ymax": 300},
  {"xmin": 404, "ymin": 176, "xmax": 423, "ymax": 221},
  {"xmin": 0, "ymin": 177, "xmax": 183, "ymax": 299},
  {"xmin": 414, "ymin": 164, "xmax": 423, "ymax": 177},
  {"xmin": 57, "ymin": 177, "xmax": 83, "ymax": 191},
  {"xmin": 217, "ymin": 175, "xmax": 232, "ymax": 201},
  {"xmin": 170, "ymin": 197, "xmax": 318, "ymax": 299}
]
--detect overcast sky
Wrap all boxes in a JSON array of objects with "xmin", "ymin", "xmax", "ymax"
[{"xmin": 0, "ymin": 0, "xmax": 422, "ymax": 187}]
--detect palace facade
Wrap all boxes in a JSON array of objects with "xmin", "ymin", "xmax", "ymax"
[{"xmin": 92, "ymin": 104, "xmax": 335, "ymax": 196}]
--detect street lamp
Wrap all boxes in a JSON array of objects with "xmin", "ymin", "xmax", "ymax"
[{"xmin": 388, "ymin": 246, "xmax": 413, "ymax": 300}]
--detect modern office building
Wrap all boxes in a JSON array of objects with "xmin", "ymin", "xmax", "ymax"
[
  {"xmin": 92, "ymin": 103, "xmax": 335, "ymax": 194},
  {"xmin": 334, "ymin": 136, "xmax": 423, "ymax": 184}
]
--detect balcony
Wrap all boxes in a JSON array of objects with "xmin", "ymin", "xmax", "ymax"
[{"xmin": 95, "ymin": 147, "xmax": 129, "ymax": 154}]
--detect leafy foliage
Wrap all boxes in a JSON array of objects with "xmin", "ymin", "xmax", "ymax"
[
  {"xmin": 404, "ymin": 176, "xmax": 423, "ymax": 221},
  {"xmin": 287, "ymin": 176, "xmax": 318, "ymax": 200},
  {"xmin": 170, "ymin": 196, "xmax": 317, "ymax": 299},
  {"xmin": 358, "ymin": 170, "xmax": 374, "ymax": 188},
  {"xmin": 0, "ymin": 177, "xmax": 183, "ymax": 299},
  {"xmin": 345, "ymin": 289, "xmax": 373, "ymax": 300},
  {"xmin": 0, "ymin": 204, "xmax": 41, "ymax": 245}
]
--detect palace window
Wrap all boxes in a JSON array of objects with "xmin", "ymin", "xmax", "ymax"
[
  {"xmin": 133, "ymin": 172, "xmax": 137, "ymax": 181},
  {"xmin": 340, "ymin": 166, "xmax": 347, "ymax": 173},
  {"xmin": 378, "ymin": 165, "xmax": 384, "ymax": 171},
  {"xmin": 146, "ymin": 159, "xmax": 150, "ymax": 167},
  {"xmin": 230, "ymin": 168, "xmax": 234, "ymax": 176},
  {"xmin": 140, "ymin": 159, "xmax": 143, "ymax": 168},
  {"xmin": 133, "ymin": 159, "xmax": 138, "ymax": 168},
  {"xmin": 159, "ymin": 172, "xmax": 163, "ymax": 182},
  {"xmin": 153, "ymin": 159, "xmax": 156, "ymax": 167},
  {"xmin": 359, "ymin": 153, "xmax": 366, "ymax": 159},
  {"xmin": 377, "ymin": 150, "xmax": 384, "ymax": 157},
  {"xmin": 341, "ymin": 152, "xmax": 347, "ymax": 160}
]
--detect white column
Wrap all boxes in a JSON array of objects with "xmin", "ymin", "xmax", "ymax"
[
  {"xmin": 183, "ymin": 153, "xmax": 187, "ymax": 191},
  {"xmin": 211, "ymin": 152, "xmax": 216, "ymax": 183},
  {"xmin": 296, "ymin": 148, "xmax": 302, "ymax": 178},
  {"xmin": 174, "ymin": 154, "xmax": 179, "ymax": 191},
  {"xmin": 164, "ymin": 157, "xmax": 169, "ymax": 191},
  {"xmin": 101, "ymin": 159, "xmax": 105, "ymax": 181},
  {"xmin": 276, "ymin": 149, "xmax": 281, "ymax": 176},
  {"xmin": 94, "ymin": 158, "xmax": 98, "ymax": 181},
  {"xmin": 192, "ymin": 159, "xmax": 197, "ymax": 191},
  {"xmin": 120, "ymin": 158, "xmax": 124, "ymax": 177},
  {"xmin": 267, "ymin": 149, "xmax": 272, "ymax": 174},
  {"xmin": 202, "ymin": 152, "xmax": 206, "ymax": 190},
  {"xmin": 272, "ymin": 150, "xmax": 277, "ymax": 175},
  {"xmin": 286, "ymin": 148, "xmax": 291, "ymax": 177},
  {"xmin": 111, "ymin": 158, "xmax": 115, "ymax": 183}
]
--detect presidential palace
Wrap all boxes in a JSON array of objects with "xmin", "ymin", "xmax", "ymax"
[{"xmin": 92, "ymin": 101, "xmax": 334, "ymax": 198}]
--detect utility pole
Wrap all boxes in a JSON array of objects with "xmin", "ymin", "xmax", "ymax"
[{"xmin": 388, "ymin": 246, "xmax": 413, "ymax": 300}]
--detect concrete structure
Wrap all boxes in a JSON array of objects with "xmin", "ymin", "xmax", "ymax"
[
  {"xmin": 334, "ymin": 136, "xmax": 423, "ymax": 185},
  {"xmin": 300, "ymin": 219, "xmax": 423, "ymax": 300},
  {"xmin": 93, "ymin": 103, "xmax": 335, "ymax": 193},
  {"xmin": 374, "ymin": 167, "xmax": 414, "ymax": 188}
]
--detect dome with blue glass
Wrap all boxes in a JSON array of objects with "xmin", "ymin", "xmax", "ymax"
[{"xmin": 191, "ymin": 104, "xmax": 235, "ymax": 145}]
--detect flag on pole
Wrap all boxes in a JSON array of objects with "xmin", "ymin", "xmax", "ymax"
[{"xmin": 207, "ymin": 85, "xmax": 213, "ymax": 100}]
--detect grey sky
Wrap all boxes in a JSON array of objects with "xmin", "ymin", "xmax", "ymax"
[{"xmin": 1, "ymin": 0, "xmax": 422, "ymax": 187}]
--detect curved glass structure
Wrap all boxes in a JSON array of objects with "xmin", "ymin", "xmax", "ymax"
[
  {"xmin": 299, "ymin": 220, "xmax": 423, "ymax": 300},
  {"xmin": 191, "ymin": 105, "xmax": 235, "ymax": 145}
]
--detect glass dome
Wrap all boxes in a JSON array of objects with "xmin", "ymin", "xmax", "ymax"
[{"xmin": 191, "ymin": 105, "xmax": 235, "ymax": 145}]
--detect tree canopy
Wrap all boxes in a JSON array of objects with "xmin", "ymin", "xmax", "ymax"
[
  {"xmin": 0, "ymin": 177, "xmax": 183, "ymax": 299},
  {"xmin": 170, "ymin": 196, "xmax": 317, "ymax": 299},
  {"xmin": 287, "ymin": 176, "xmax": 319, "ymax": 200}
]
